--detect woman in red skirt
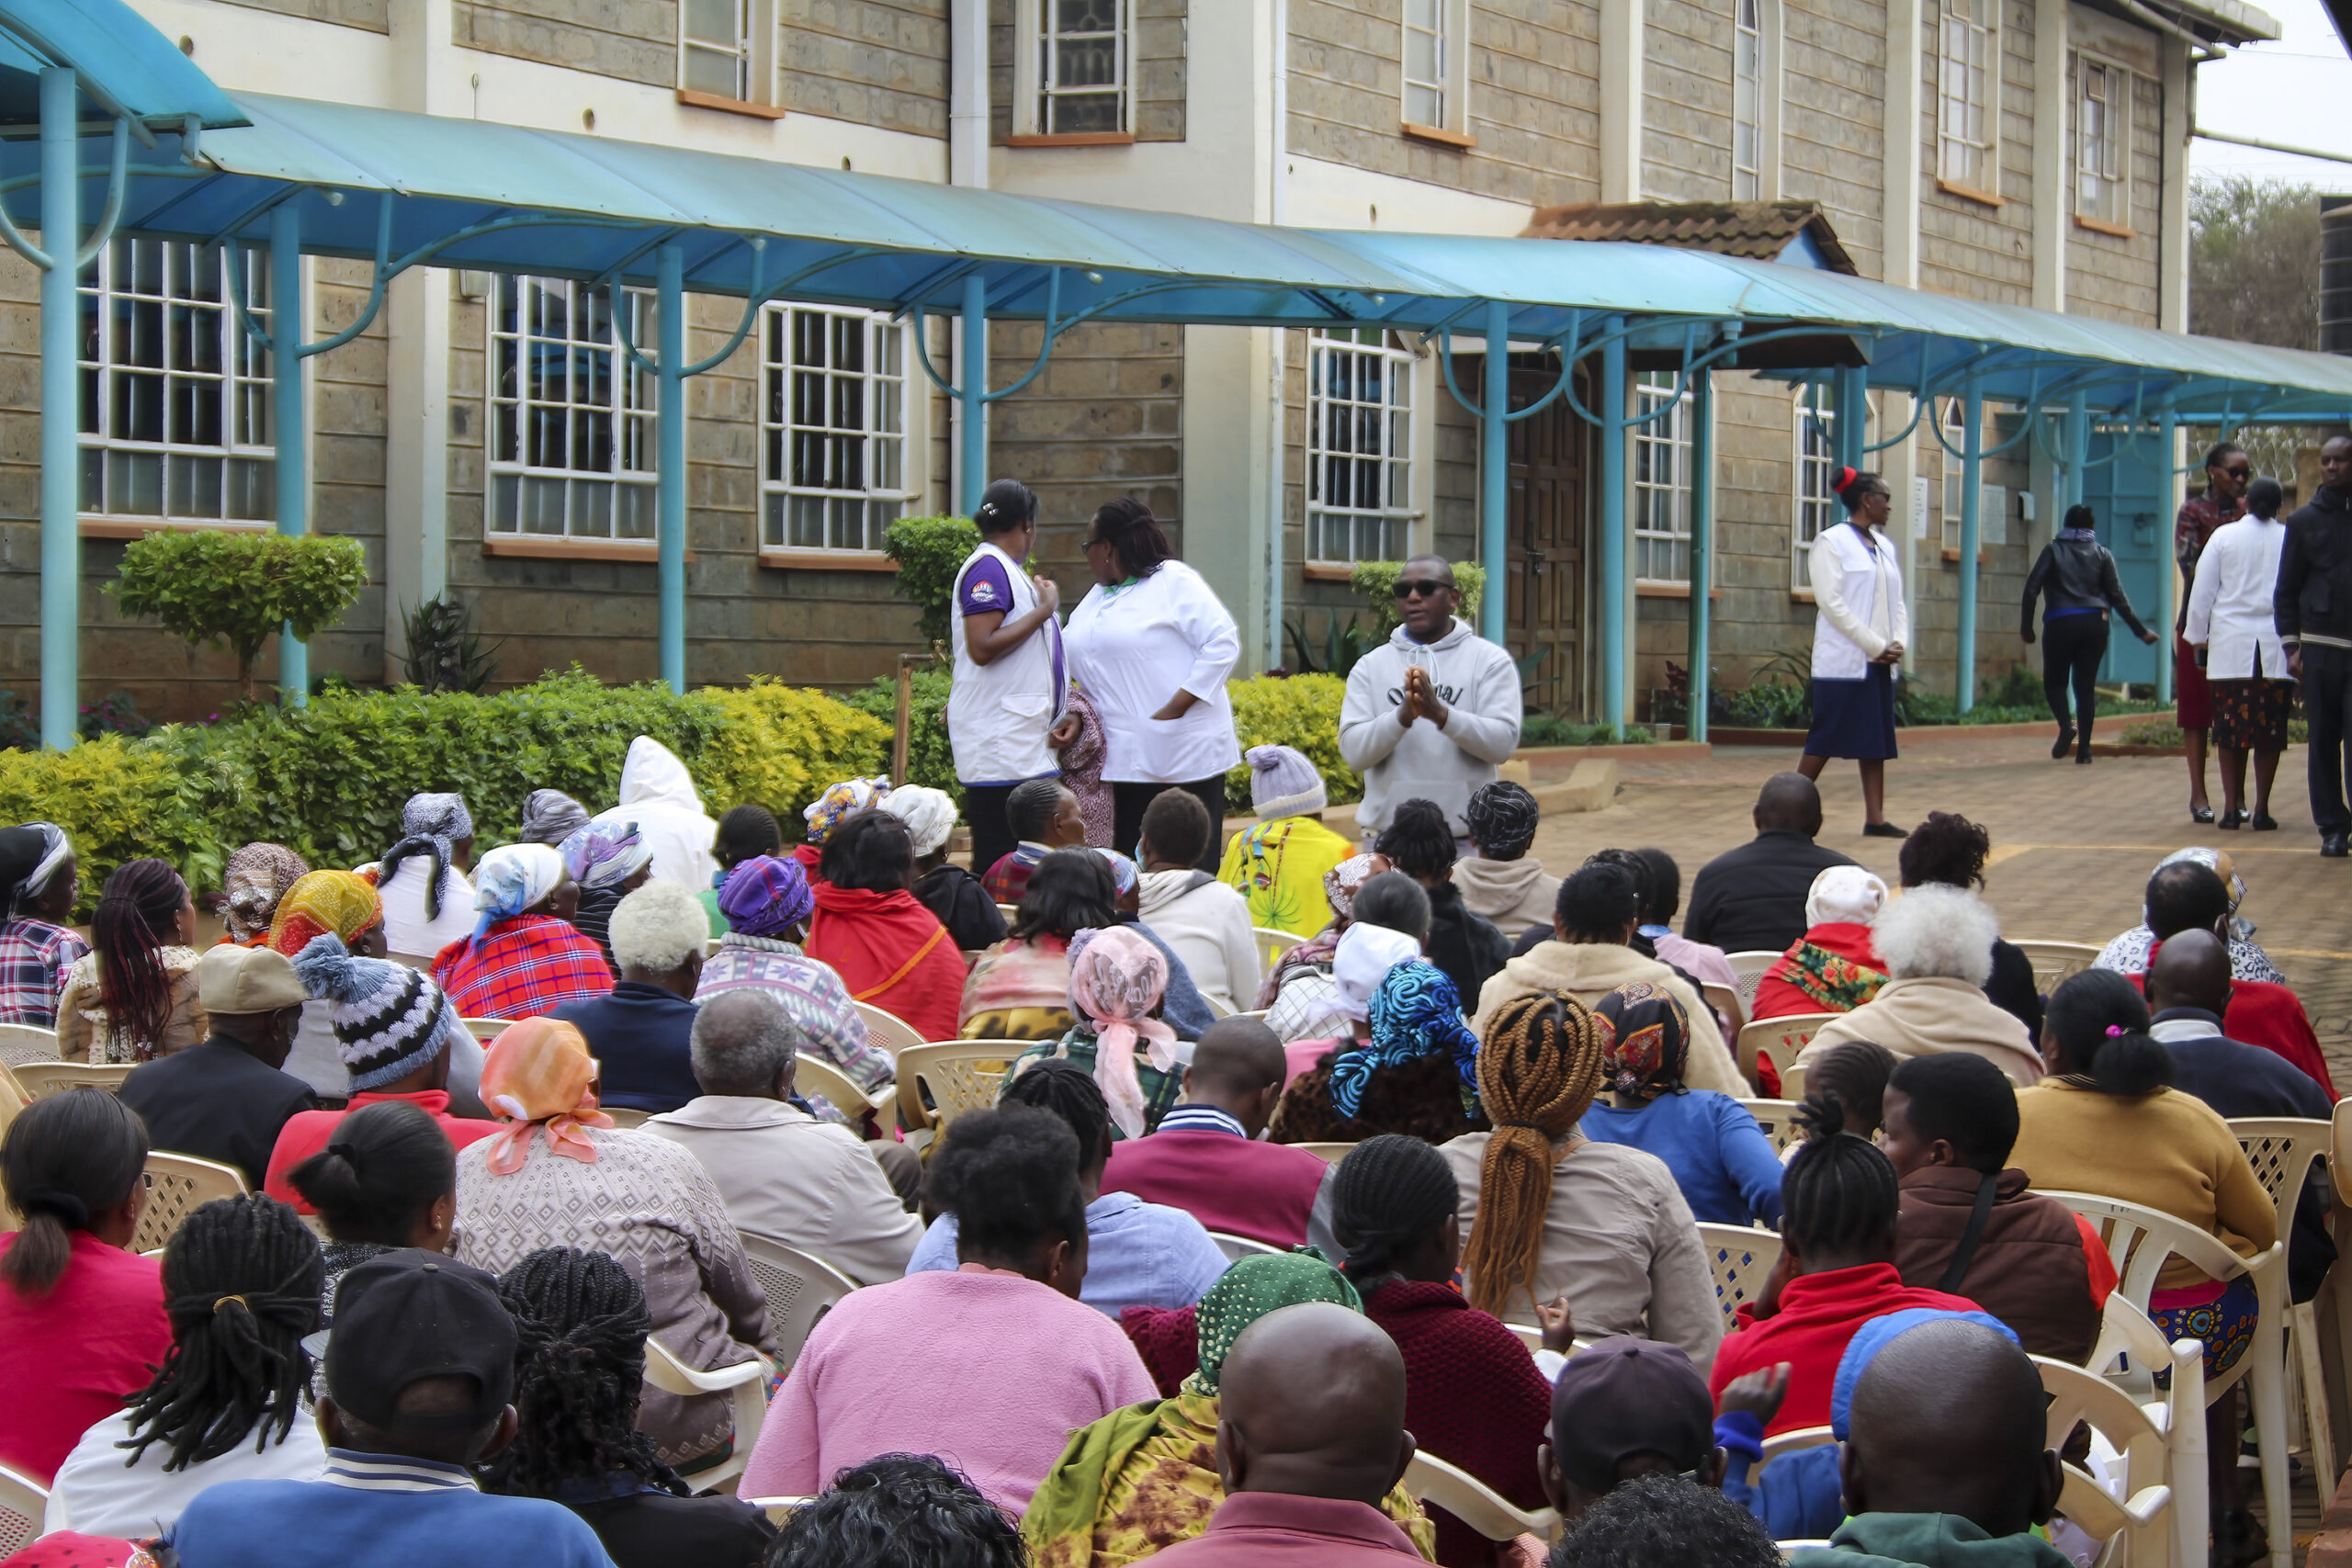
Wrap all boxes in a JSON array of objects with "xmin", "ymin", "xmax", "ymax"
[{"xmin": 2174, "ymin": 442, "xmax": 2249, "ymax": 823}]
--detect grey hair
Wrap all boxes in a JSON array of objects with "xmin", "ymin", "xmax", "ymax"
[
  {"xmin": 607, "ymin": 879, "xmax": 710, "ymax": 974},
  {"xmin": 689, "ymin": 988, "xmax": 799, "ymax": 1096},
  {"xmin": 1870, "ymin": 884, "xmax": 1997, "ymax": 987}
]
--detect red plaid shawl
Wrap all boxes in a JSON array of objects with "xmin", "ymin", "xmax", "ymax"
[{"xmin": 432, "ymin": 913, "xmax": 614, "ymax": 1021}]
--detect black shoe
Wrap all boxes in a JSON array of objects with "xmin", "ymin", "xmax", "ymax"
[
  {"xmin": 2252, "ymin": 813, "xmax": 2279, "ymax": 831},
  {"xmin": 1862, "ymin": 821, "xmax": 1910, "ymax": 839},
  {"xmin": 2324, "ymin": 831, "xmax": 2350, "ymax": 859},
  {"xmin": 2075, "ymin": 750, "xmax": 2095, "ymax": 764},
  {"xmin": 2218, "ymin": 808, "xmax": 2245, "ymax": 830},
  {"xmin": 2191, "ymin": 805, "xmax": 2217, "ymax": 824},
  {"xmin": 2052, "ymin": 728, "xmax": 2074, "ymax": 760}
]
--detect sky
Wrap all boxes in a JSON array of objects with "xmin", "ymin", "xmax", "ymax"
[{"xmin": 2190, "ymin": 0, "xmax": 2352, "ymax": 189}]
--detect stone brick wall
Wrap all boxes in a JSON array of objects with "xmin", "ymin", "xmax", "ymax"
[
  {"xmin": 213, "ymin": 0, "xmax": 386, "ymax": 31},
  {"xmin": 1918, "ymin": 0, "xmax": 2037, "ymax": 302},
  {"xmin": 1781, "ymin": 0, "xmax": 1888, "ymax": 278},
  {"xmin": 456, "ymin": 0, "xmax": 674, "ymax": 86},
  {"xmin": 1642, "ymin": 0, "xmax": 1734, "ymax": 204},
  {"xmin": 780, "ymin": 0, "xmax": 952, "ymax": 136}
]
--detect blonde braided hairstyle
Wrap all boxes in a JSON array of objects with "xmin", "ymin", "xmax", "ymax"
[{"xmin": 1461, "ymin": 989, "xmax": 1611, "ymax": 1318}]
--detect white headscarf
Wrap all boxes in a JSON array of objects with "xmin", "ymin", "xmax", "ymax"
[
  {"xmin": 1332, "ymin": 922, "xmax": 1424, "ymax": 1021},
  {"xmin": 879, "ymin": 786, "xmax": 959, "ymax": 860},
  {"xmin": 471, "ymin": 842, "xmax": 567, "ymax": 942},
  {"xmin": 1806, "ymin": 865, "xmax": 1891, "ymax": 927}
]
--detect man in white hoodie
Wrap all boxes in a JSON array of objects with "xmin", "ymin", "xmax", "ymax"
[
  {"xmin": 593, "ymin": 737, "xmax": 720, "ymax": 892},
  {"xmin": 1340, "ymin": 556, "xmax": 1523, "ymax": 841}
]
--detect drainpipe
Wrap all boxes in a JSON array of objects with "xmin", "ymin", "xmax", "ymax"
[
  {"xmin": 1600, "ymin": 321, "xmax": 1629, "ymax": 733},
  {"xmin": 1265, "ymin": 0, "xmax": 1288, "ymax": 671},
  {"xmin": 1957, "ymin": 383, "xmax": 1983, "ymax": 712},
  {"xmin": 950, "ymin": 0, "xmax": 987, "ymax": 513},
  {"xmin": 272, "ymin": 203, "xmax": 310, "ymax": 706},
  {"xmin": 38, "ymin": 68, "xmax": 77, "ymax": 750},
  {"xmin": 1479, "ymin": 301, "xmax": 1508, "ymax": 645}
]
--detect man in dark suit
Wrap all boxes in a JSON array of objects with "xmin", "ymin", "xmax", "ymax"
[
  {"xmin": 120, "ymin": 944, "xmax": 317, "ymax": 1190},
  {"xmin": 1682, "ymin": 773, "xmax": 1858, "ymax": 957}
]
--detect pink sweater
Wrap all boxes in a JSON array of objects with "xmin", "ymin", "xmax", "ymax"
[{"xmin": 740, "ymin": 1268, "xmax": 1158, "ymax": 1512}]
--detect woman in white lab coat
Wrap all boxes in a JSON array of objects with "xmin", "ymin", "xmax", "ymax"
[
  {"xmin": 1061, "ymin": 498, "xmax": 1242, "ymax": 867},
  {"xmin": 1800, "ymin": 468, "xmax": 1910, "ymax": 839},
  {"xmin": 947, "ymin": 478, "xmax": 1068, "ymax": 874},
  {"xmin": 2186, "ymin": 475, "xmax": 2295, "ymax": 829}
]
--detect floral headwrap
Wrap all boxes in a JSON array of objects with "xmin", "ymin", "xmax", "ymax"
[
  {"xmin": 1065, "ymin": 924, "xmax": 1178, "ymax": 1139},
  {"xmin": 1094, "ymin": 846, "xmax": 1138, "ymax": 898},
  {"xmin": 471, "ymin": 842, "xmax": 566, "ymax": 942},
  {"xmin": 267, "ymin": 870, "xmax": 383, "ymax": 956},
  {"xmin": 802, "ymin": 775, "xmax": 891, "ymax": 846},
  {"xmin": 221, "ymin": 842, "xmax": 311, "ymax": 943},
  {"xmin": 1333, "ymin": 960, "xmax": 1481, "ymax": 1121},
  {"xmin": 718, "ymin": 854, "xmax": 815, "ymax": 938},
  {"xmin": 1323, "ymin": 853, "xmax": 1382, "ymax": 923},
  {"xmin": 479, "ymin": 1016, "xmax": 612, "ymax": 1173},
  {"xmin": 879, "ymin": 785, "xmax": 959, "ymax": 859},
  {"xmin": 1595, "ymin": 979, "xmax": 1689, "ymax": 1099},
  {"xmin": 559, "ymin": 822, "xmax": 653, "ymax": 893},
  {"xmin": 1190, "ymin": 1248, "xmax": 1361, "ymax": 1395}
]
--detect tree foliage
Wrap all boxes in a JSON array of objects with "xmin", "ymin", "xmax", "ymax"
[
  {"xmin": 2189, "ymin": 173, "xmax": 2321, "ymax": 351},
  {"xmin": 109, "ymin": 531, "xmax": 368, "ymax": 701}
]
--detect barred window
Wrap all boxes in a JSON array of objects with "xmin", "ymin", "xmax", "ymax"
[
  {"xmin": 488, "ymin": 276, "xmax": 658, "ymax": 542},
  {"xmin": 1306, "ymin": 329, "xmax": 1416, "ymax": 565},
  {"xmin": 78, "ymin": 238, "xmax": 276, "ymax": 525},
  {"xmin": 1938, "ymin": 0, "xmax": 2000, "ymax": 194},
  {"xmin": 1792, "ymin": 390, "xmax": 1838, "ymax": 591},
  {"xmin": 1039, "ymin": 0, "xmax": 1126, "ymax": 134},
  {"xmin": 1633, "ymin": 372, "xmax": 1692, "ymax": 584},
  {"xmin": 761, "ymin": 303, "xmax": 909, "ymax": 554}
]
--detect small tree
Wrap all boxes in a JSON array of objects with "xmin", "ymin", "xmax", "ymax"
[
  {"xmin": 883, "ymin": 513, "xmax": 981, "ymax": 647},
  {"xmin": 109, "ymin": 531, "xmax": 368, "ymax": 702}
]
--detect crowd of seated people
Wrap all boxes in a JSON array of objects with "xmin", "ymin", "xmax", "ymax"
[{"xmin": 0, "ymin": 753, "xmax": 2338, "ymax": 1568}]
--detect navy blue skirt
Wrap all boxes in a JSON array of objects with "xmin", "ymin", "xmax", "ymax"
[{"xmin": 1804, "ymin": 661, "xmax": 1898, "ymax": 761}]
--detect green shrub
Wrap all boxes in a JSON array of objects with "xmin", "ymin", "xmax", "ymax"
[
  {"xmin": 1224, "ymin": 673, "xmax": 1361, "ymax": 807},
  {"xmin": 1350, "ymin": 560, "xmax": 1486, "ymax": 634},
  {"xmin": 1521, "ymin": 715, "xmax": 1653, "ymax": 746},
  {"xmin": 0, "ymin": 734, "xmax": 218, "ymax": 917},
  {"xmin": 109, "ymin": 531, "xmax": 368, "ymax": 701},
  {"xmin": 700, "ymin": 678, "xmax": 893, "ymax": 834},
  {"xmin": 840, "ymin": 668, "xmax": 956, "ymax": 795},
  {"xmin": 883, "ymin": 515, "xmax": 982, "ymax": 646}
]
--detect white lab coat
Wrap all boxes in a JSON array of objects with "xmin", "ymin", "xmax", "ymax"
[
  {"xmin": 1063, "ymin": 561, "xmax": 1242, "ymax": 784},
  {"xmin": 947, "ymin": 539, "xmax": 1065, "ymax": 785},
  {"xmin": 1809, "ymin": 522, "xmax": 1908, "ymax": 680},
  {"xmin": 594, "ymin": 736, "xmax": 720, "ymax": 890},
  {"xmin": 2186, "ymin": 514, "xmax": 2291, "ymax": 682}
]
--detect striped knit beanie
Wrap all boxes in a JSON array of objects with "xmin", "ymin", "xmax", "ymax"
[{"xmin": 291, "ymin": 932, "xmax": 465, "ymax": 1089}]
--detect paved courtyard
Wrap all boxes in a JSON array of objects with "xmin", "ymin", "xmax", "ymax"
[{"xmin": 1526, "ymin": 734, "xmax": 2352, "ymax": 1078}]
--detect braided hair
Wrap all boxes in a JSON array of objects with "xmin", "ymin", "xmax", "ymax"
[
  {"xmin": 1330, "ymin": 1134, "xmax": 1458, "ymax": 1291},
  {"xmin": 94, "ymin": 858, "xmax": 189, "ymax": 1057},
  {"xmin": 1, "ymin": 1088, "xmax": 149, "ymax": 1295},
  {"xmin": 119, "ymin": 1194, "xmax": 324, "ymax": 1472},
  {"xmin": 1000, "ymin": 1056, "xmax": 1114, "ymax": 1174},
  {"xmin": 1462, "ymin": 990, "xmax": 1608, "ymax": 1317},
  {"xmin": 482, "ymin": 1247, "xmax": 682, "ymax": 1499},
  {"xmin": 1464, "ymin": 783, "xmax": 1541, "ymax": 862},
  {"xmin": 1781, "ymin": 1092, "xmax": 1900, "ymax": 1257},
  {"xmin": 1374, "ymin": 798, "xmax": 1456, "ymax": 882}
]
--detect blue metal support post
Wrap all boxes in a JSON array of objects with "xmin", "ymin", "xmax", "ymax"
[
  {"xmin": 38, "ymin": 67, "xmax": 79, "ymax": 750},
  {"xmin": 960, "ymin": 275, "xmax": 987, "ymax": 515},
  {"xmin": 1479, "ymin": 300, "xmax": 1509, "ymax": 644},
  {"xmin": 2156, "ymin": 407, "xmax": 2177, "ymax": 704},
  {"xmin": 656, "ymin": 243, "xmax": 686, "ymax": 694},
  {"xmin": 1600, "ymin": 320, "xmax": 1628, "ymax": 734},
  {"xmin": 1957, "ymin": 383, "xmax": 1983, "ymax": 713},
  {"xmin": 271, "ymin": 203, "xmax": 309, "ymax": 705},
  {"xmin": 1835, "ymin": 365, "xmax": 1867, "ymax": 472},
  {"xmin": 1688, "ymin": 368, "xmax": 1712, "ymax": 743},
  {"xmin": 2062, "ymin": 391, "xmax": 2088, "ymax": 513}
]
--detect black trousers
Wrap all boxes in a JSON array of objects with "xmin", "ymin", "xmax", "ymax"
[
  {"xmin": 1111, "ymin": 776, "xmax": 1228, "ymax": 870},
  {"xmin": 961, "ymin": 784, "xmax": 1019, "ymax": 874},
  {"xmin": 2042, "ymin": 614, "xmax": 2109, "ymax": 739},
  {"xmin": 2305, "ymin": 644, "xmax": 2352, "ymax": 835}
]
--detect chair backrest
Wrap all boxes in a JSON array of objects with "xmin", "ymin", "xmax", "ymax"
[
  {"xmin": 894, "ymin": 1041, "xmax": 1023, "ymax": 1134},
  {"xmin": 2335, "ymin": 1100, "xmax": 2352, "ymax": 1210},
  {"xmin": 2034, "ymin": 1345, "xmax": 2199, "ymax": 1568},
  {"xmin": 1201, "ymin": 992, "xmax": 1235, "ymax": 1021},
  {"xmin": 2012, "ymin": 940, "xmax": 2102, "ymax": 993},
  {"xmin": 0, "ymin": 1022, "xmax": 56, "ymax": 1067},
  {"xmin": 603, "ymin": 1106, "xmax": 651, "ymax": 1130},
  {"xmin": 2229, "ymin": 1116, "xmax": 2330, "ymax": 1244},
  {"xmin": 1294, "ymin": 1141, "xmax": 1358, "ymax": 1164},
  {"xmin": 137, "ymin": 1151, "xmax": 250, "ymax": 1255},
  {"xmin": 1403, "ymin": 1450, "xmax": 1561, "ymax": 1543},
  {"xmin": 1735, "ymin": 1013, "xmax": 1834, "ymax": 1094},
  {"xmin": 641, "ymin": 1337, "xmax": 769, "ymax": 1494},
  {"xmin": 1724, "ymin": 950, "xmax": 1781, "ymax": 1010},
  {"xmin": 1695, "ymin": 1222, "xmax": 1783, "ymax": 1337},
  {"xmin": 792, "ymin": 1053, "xmax": 893, "ymax": 1119},
  {"xmin": 749, "ymin": 1497, "xmax": 815, "ymax": 1525},
  {"xmin": 463, "ymin": 1017, "xmax": 514, "ymax": 1043},
  {"xmin": 1207, "ymin": 1230, "xmax": 1283, "ymax": 1261},
  {"xmin": 996, "ymin": 903, "xmax": 1021, "ymax": 923},
  {"xmin": 1701, "ymin": 980, "xmax": 1745, "ymax": 1036},
  {"xmin": 387, "ymin": 951, "xmax": 435, "ymax": 971},
  {"xmin": 12, "ymin": 1060, "xmax": 134, "ymax": 1099},
  {"xmin": 853, "ymin": 1000, "xmax": 928, "ymax": 1056},
  {"xmin": 1254, "ymin": 927, "xmax": 1313, "ymax": 971},
  {"xmin": 2046, "ymin": 1189, "xmax": 2273, "ymax": 1312},
  {"xmin": 1749, "ymin": 1424, "xmax": 1836, "ymax": 1489},
  {"xmin": 0, "ymin": 1462, "xmax": 44, "ymax": 1562},
  {"xmin": 737, "ymin": 1230, "xmax": 862, "ymax": 1369},
  {"xmin": 1738, "ymin": 1099, "xmax": 1804, "ymax": 1156}
]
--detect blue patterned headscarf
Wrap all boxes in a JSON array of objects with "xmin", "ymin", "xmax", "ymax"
[
  {"xmin": 559, "ymin": 822, "xmax": 653, "ymax": 892},
  {"xmin": 1329, "ymin": 960, "xmax": 1482, "ymax": 1121},
  {"xmin": 471, "ymin": 842, "xmax": 565, "ymax": 942}
]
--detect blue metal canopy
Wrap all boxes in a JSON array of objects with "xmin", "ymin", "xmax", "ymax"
[{"xmin": 0, "ymin": 0, "xmax": 244, "ymax": 136}]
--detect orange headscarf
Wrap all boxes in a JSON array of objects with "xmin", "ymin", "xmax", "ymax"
[
  {"xmin": 478, "ymin": 1017, "xmax": 612, "ymax": 1174},
  {"xmin": 267, "ymin": 870, "xmax": 384, "ymax": 957}
]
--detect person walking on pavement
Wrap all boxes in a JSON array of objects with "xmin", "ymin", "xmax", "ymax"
[
  {"xmin": 948, "ymin": 479, "xmax": 1068, "ymax": 877},
  {"xmin": 1340, "ymin": 556, "xmax": 1522, "ymax": 844},
  {"xmin": 2021, "ymin": 503, "xmax": 2158, "ymax": 764},
  {"xmin": 2188, "ymin": 477, "xmax": 2295, "ymax": 830},
  {"xmin": 2277, "ymin": 434, "xmax": 2352, "ymax": 858},
  {"xmin": 2177, "ymin": 443, "xmax": 2250, "ymax": 824}
]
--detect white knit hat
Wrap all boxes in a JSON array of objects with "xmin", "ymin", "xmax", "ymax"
[{"xmin": 1248, "ymin": 745, "xmax": 1328, "ymax": 820}]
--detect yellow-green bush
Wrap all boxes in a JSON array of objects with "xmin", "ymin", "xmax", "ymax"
[
  {"xmin": 1224, "ymin": 673, "xmax": 1360, "ymax": 807},
  {"xmin": 694, "ymin": 678, "xmax": 892, "ymax": 837},
  {"xmin": 0, "ymin": 734, "xmax": 219, "ymax": 916}
]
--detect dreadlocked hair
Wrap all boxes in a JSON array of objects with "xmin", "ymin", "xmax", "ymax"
[
  {"xmin": 93, "ymin": 858, "xmax": 188, "ymax": 1057},
  {"xmin": 120, "ymin": 1194, "xmax": 323, "ymax": 1472},
  {"xmin": 1462, "ymin": 989, "xmax": 1608, "ymax": 1318},
  {"xmin": 1781, "ymin": 1092, "xmax": 1900, "ymax": 1257},
  {"xmin": 1374, "ymin": 798, "xmax": 1457, "ymax": 882},
  {"xmin": 999, "ymin": 1056, "xmax": 1114, "ymax": 1171},
  {"xmin": 1330, "ymin": 1134, "xmax": 1458, "ymax": 1291},
  {"xmin": 481, "ymin": 1247, "xmax": 683, "ymax": 1500}
]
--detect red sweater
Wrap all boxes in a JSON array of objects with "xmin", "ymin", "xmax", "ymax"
[
  {"xmin": 805, "ymin": 883, "xmax": 966, "ymax": 1044},
  {"xmin": 0, "ymin": 1232, "xmax": 170, "ymax": 1483},
  {"xmin": 2129, "ymin": 967, "xmax": 2336, "ymax": 1100},
  {"xmin": 264, "ymin": 1089, "xmax": 504, "ymax": 1213},
  {"xmin": 1707, "ymin": 1261, "xmax": 1980, "ymax": 1437},
  {"xmin": 1101, "ymin": 1126, "xmax": 1329, "ymax": 1248}
]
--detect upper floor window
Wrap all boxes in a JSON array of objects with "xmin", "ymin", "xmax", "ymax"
[
  {"xmin": 1938, "ymin": 0, "xmax": 2000, "ymax": 197},
  {"xmin": 79, "ymin": 238, "xmax": 276, "ymax": 525},
  {"xmin": 1040, "ymin": 0, "xmax": 1127, "ymax": 134},
  {"xmin": 1732, "ymin": 0, "xmax": 1763, "ymax": 200},
  {"xmin": 681, "ymin": 0, "xmax": 754, "ymax": 99},
  {"xmin": 488, "ymin": 276, "xmax": 658, "ymax": 543},
  {"xmin": 1633, "ymin": 372, "xmax": 1692, "ymax": 584},
  {"xmin": 1402, "ymin": 0, "xmax": 1470, "ymax": 138},
  {"xmin": 2075, "ymin": 58, "xmax": 2131, "ymax": 229},
  {"xmin": 762, "ymin": 303, "xmax": 909, "ymax": 556},
  {"xmin": 1307, "ymin": 329, "xmax": 1416, "ymax": 566},
  {"xmin": 1792, "ymin": 389, "xmax": 1838, "ymax": 591}
]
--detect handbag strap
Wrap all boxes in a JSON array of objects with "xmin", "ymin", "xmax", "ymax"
[{"xmin": 1937, "ymin": 1170, "xmax": 2003, "ymax": 1294}]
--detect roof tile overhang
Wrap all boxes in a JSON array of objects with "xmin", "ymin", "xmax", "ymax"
[{"xmin": 1520, "ymin": 199, "xmax": 1861, "ymax": 276}]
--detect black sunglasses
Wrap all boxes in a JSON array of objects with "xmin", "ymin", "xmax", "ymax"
[
  {"xmin": 2222, "ymin": 465, "xmax": 2251, "ymax": 479},
  {"xmin": 1393, "ymin": 579, "xmax": 1452, "ymax": 600}
]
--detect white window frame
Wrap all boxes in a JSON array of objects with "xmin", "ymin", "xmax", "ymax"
[
  {"xmin": 1402, "ymin": 0, "xmax": 1469, "ymax": 136},
  {"xmin": 1306, "ymin": 329, "xmax": 1419, "ymax": 567},
  {"xmin": 1633, "ymin": 371, "xmax": 1693, "ymax": 585},
  {"xmin": 678, "ymin": 0, "xmax": 776, "ymax": 104},
  {"xmin": 486, "ymin": 275, "xmax": 660, "ymax": 545},
  {"xmin": 77, "ymin": 237, "xmax": 277, "ymax": 528},
  {"xmin": 759, "ymin": 301, "xmax": 911, "ymax": 558},
  {"xmin": 1792, "ymin": 388, "xmax": 1838, "ymax": 591},
  {"xmin": 1937, "ymin": 0, "xmax": 2001, "ymax": 197},
  {"xmin": 2075, "ymin": 55, "xmax": 2132, "ymax": 230},
  {"xmin": 1011, "ymin": 0, "xmax": 1132, "ymax": 137},
  {"xmin": 1732, "ymin": 0, "xmax": 1764, "ymax": 200}
]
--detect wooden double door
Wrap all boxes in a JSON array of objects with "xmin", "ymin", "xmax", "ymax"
[{"xmin": 1499, "ymin": 359, "xmax": 1589, "ymax": 716}]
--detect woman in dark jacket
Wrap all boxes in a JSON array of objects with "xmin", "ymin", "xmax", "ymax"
[
  {"xmin": 2022, "ymin": 503, "xmax": 2160, "ymax": 763},
  {"xmin": 1374, "ymin": 798, "xmax": 1509, "ymax": 1010}
]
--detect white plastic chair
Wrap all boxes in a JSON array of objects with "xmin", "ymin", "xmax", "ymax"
[
  {"xmin": 463, "ymin": 1017, "xmax": 514, "ymax": 1043},
  {"xmin": 1738, "ymin": 1098, "xmax": 1804, "ymax": 1156},
  {"xmin": 1207, "ymin": 1230, "xmax": 1283, "ymax": 1262},
  {"xmin": 749, "ymin": 1496, "xmax": 816, "ymax": 1524},
  {"xmin": 852, "ymin": 1000, "xmax": 927, "ymax": 1057},
  {"xmin": 2231, "ymin": 1115, "xmax": 2334, "ymax": 1483},
  {"xmin": 1202, "ymin": 992, "xmax": 1236, "ymax": 1021},
  {"xmin": 1750, "ymin": 1423, "xmax": 1836, "ymax": 1493},
  {"xmin": 602, "ymin": 1106, "xmax": 651, "ymax": 1130},
  {"xmin": 1254, "ymin": 927, "xmax": 1313, "ymax": 971},
  {"xmin": 895, "ymin": 1040, "xmax": 1024, "ymax": 1134},
  {"xmin": 1293, "ymin": 1141, "xmax": 1358, "ymax": 1164},
  {"xmin": 137, "ymin": 1150, "xmax": 249, "ymax": 1256},
  {"xmin": 2036, "ymin": 1332, "xmax": 2205, "ymax": 1568},
  {"xmin": 791, "ymin": 1053, "xmax": 895, "ymax": 1121},
  {"xmin": 643, "ymin": 1337, "xmax": 770, "ymax": 1495},
  {"xmin": 2048, "ymin": 1190, "xmax": 2290, "ymax": 1568},
  {"xmin": 1403, "ymin": 1450, "xmax": 1560, "ymax": 1543},
  {"xmin": 0, "ymin": 1462, "xmax": 44, "ymax": 1561},
  {"xmin": 1735, "ymin": 1013, "xmax": 1834, "ymax": 1097},
  {"xmin": 11, "ymin": 1060, "xmax": 133, "ymax": 1098},
  {"xmin": 0, "ymin": 1022, "xmax": 56, "ymax": 1067},
  {"xmin": 738, "ymin": 1230, "xmax": 862, "ymax": 1369},
  {"xmin": 2013, "ymin": 940, "xmax": 2102, "ymax": 992},
  {"xmin": 1724, "ymin": 950, "xmax": 1781, "ymax": 1011},
  {"xmin": 1696, "ymin": 1222, "xmax": 1783, "ymax": 1337},
  {"xmin": 387, "ymin": 950, "xmax": 435, "ymax": 971}
]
